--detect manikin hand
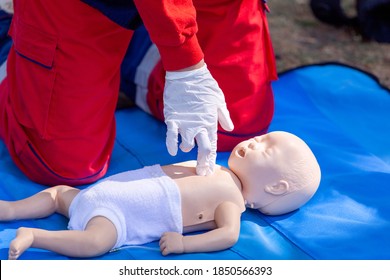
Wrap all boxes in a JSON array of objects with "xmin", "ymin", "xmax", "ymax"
[
  {"xmin": 159, "ymin": 232, "xmax": 185, "ymax": 256},
  {"xmin": 164, "ymin": 63, "xmax": 234, "ymax": 176}
]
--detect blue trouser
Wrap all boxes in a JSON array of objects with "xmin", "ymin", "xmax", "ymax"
[
  {"xmin": 119, "ymin": 25, "xmax": 152, "ymax": 101},
  {"xmin": 0, "ymin": 11, "xmax": 12, "ymax": 65}
]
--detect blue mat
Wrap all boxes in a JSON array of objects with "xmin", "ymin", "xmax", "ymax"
[{"xmin": 1, "ymin": 63, "xmax": 389, "ymax": 260}]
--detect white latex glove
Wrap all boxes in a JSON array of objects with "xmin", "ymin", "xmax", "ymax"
[
  {"xmin": 0, "ymin": 0, "xmax": 14, "ymax": 14},
  {"xmin": 164, "ymin": 63, "xmax": 234, "ymax": 176}
]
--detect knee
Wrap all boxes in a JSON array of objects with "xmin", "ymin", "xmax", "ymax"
[
  {"xmin": 80, "ymin": 232, "xmax": 116, "ymax": 258},
  {"xmin": 53, "ymin": 185, "xmax": 77, "ymax": 216},
  {"xmin": 82, "ymin": 236, "xmax": 111, "ymax": 257}
]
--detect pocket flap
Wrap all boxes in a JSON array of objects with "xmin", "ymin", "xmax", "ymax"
[{"xmin": 10, "ymin": 20, "xmax": 57, "ymax": 68}]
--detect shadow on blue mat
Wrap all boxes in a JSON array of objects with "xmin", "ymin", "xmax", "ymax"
[{"xmin": 1, "ymin": 63, "xmax": 389, "ymax": 260}]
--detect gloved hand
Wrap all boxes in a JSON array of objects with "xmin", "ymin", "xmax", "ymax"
[{"xmin": 164, "ymin": 63, "xmax": 234, "ymax": 176}]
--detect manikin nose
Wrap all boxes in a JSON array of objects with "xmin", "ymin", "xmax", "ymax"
[{"xmin": 236, "ymin": 147, "xmax": 246, "ymax": 158}]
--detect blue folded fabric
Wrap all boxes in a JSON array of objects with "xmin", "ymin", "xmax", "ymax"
[{"xmin": 1, "ymin": 63, "xmax": 388, "ymax": 260}]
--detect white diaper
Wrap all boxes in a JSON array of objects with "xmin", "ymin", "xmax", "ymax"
[{"xmin": 68, "ymin": 165, "xmax": 182, "ymax": 249}]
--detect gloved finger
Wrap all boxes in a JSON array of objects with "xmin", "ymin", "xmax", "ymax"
[
  {"xmin": 179, "ymin": 129, "xmax": 196, "ymax": 153},
  {"xmin": 203, "ymin": 130, "xmax": 217, "ymax": 176},
  {"xmin": 217, "ymin": 106, "xmax": 234, "ymax": 132},
  {"xmin": 196, "ymin": 149, "xmax": 216, "ymax": 176},
  {"xmin": 165, "ymin": 120, "xmax": 179, "ymax": 156},
  {"xmin": 179, "ymin": 142, "xmax": 195, "ymax": 153},
  {"xmin": 195, "ymin": 130, "xmax": 214, "ymax": 176}
]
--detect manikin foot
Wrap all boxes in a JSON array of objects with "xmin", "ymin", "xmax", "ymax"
[{"xmin": 8, "ymin": 227, "xmax": 34, "ymax": 260}]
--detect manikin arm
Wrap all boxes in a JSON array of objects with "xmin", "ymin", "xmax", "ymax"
[{"xmin": 159, "ymin": 201, "xmax": 241, "ymax": 255}]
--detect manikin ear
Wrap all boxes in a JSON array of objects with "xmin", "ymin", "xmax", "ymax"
[{"xmin": 264, "ymin": 180, "xmax": 289, "ymax": 196}]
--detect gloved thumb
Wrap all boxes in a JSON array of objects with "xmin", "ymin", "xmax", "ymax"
[{"xmin": 217, "ymin": 106, "xmax": 234, "ymax": 132}]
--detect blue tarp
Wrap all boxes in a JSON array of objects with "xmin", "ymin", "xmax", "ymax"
[{"xmin": 0, "ymin": 63, "xmax": 389, "ymax": 260}]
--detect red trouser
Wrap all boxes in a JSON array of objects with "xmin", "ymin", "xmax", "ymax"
[
  {"xmin": 0, "ymin": 0, "xmax": 133, "ymax": 186},
  {"xmin": 146, "ymin": 0, "xmax": 277, "ymax": 151}
]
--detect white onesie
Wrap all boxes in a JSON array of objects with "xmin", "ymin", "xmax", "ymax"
[{"xmin": 68, "ymin": 165, "xmax": 182, "ymax": 249}]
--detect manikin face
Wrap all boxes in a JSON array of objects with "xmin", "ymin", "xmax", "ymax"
[{"xmin": 228, "ymin": 131, "xmax": 318, "ymax": 213}]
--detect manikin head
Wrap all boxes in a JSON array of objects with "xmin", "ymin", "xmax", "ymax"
[{"xmin": 228, "ymin": 131, "xmax": 321, "ymax": 215}]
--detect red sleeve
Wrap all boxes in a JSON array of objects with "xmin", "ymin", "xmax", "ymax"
[{"xmin": 133, "ymin": 0, "xmax": 204, "ymax": 71}]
